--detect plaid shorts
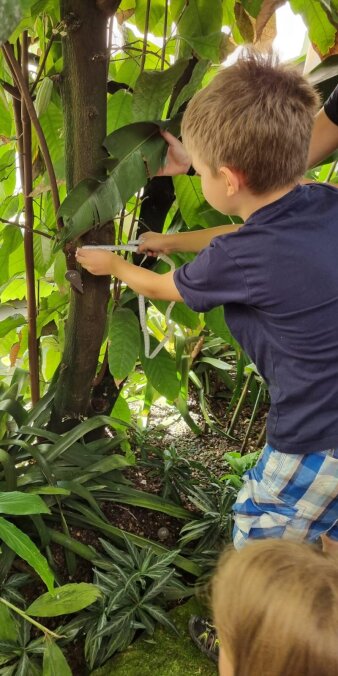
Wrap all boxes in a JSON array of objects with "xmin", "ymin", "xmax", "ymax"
[{"xmin": 233, "ymin": 444, "xmax": 338, "ymax": 550}]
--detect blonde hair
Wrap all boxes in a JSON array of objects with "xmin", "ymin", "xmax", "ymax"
[
  {"xmin": 212, "ymin": 539, "xmax": 338, "ymax": 676},
  {"xmin": 181, "ymin": 50, "xmax": 320, "ymax": 194}
]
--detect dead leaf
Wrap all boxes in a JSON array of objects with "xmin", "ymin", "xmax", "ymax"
[
  {"xmin": 10, "ymin": 333, "xmax": 22, "ymax": 367},
  {"xmin": 255, "ymin": 0, "xmax": 285, "ymax": 41},
  {"xmin": 116, "ymin": 8, "xmax": 135, "ymax": 25},
  {"xmin": 255, "ymin": 13, "xmax": 277, "ymax": 48},
  {"xmin": 235, "ymin": 2, "xmax": 255, "ymax": 43}
]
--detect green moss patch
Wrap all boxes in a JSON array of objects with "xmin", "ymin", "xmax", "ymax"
[{"xmin": 91, "ymin": 598, "xmax": 217, "ymax": 676}]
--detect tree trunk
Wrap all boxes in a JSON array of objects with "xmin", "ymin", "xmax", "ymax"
[{"xmin": 51, "ymin": 0, "xmax": 113, "ymax": 428}]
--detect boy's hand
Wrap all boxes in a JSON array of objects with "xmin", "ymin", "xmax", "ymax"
[
  {"xmin": 138, "ymin": 231, "xmax": 174, "ymax": 256},
  {"xmin": 75, "ymin": 248, "xmax": 114, "ymax": 275},
  {"xmin": 157, "ymin": 130, "xmax": 191, "ymax": 176}
]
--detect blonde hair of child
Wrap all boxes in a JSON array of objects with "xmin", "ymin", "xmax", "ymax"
[
  {"xmin": 212, "ymin": 539, "xmax": 338, "ymax": 676},
  {"xmin": 181, "ymin": 49, "xmax": 320, "ymax": 194}
]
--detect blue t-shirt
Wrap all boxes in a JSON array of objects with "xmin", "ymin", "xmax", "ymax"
[{"xmin": 174, "ymin": 183, "xmax": 338, "ymax": 454}]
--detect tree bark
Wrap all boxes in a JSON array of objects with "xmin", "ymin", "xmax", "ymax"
[{"xmin": 51, "ymin": 0, "xmax": 114, "ymax": 428}]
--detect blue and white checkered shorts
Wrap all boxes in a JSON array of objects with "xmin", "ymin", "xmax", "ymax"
[{"xmin": 233, "ymin": 444, "xmax": 338, "ymax": 550}]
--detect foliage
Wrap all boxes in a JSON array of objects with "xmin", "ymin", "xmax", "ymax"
[
  {"xmin": 1, "ymin": 1, "xmax": 338, "ymax": 670},
  {"xmin": 180, "ymin": 481, "xmax": 237, "ymax": 553},
  {"xmin": 83, "ymin": 537, "xmax": 190, "ymax": 669}
]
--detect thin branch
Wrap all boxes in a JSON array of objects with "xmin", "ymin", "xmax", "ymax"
[
  {"xmin": 30, "ymin": 32, "xmax": 55, "ymax": 96},
  {"xmin": 0, "ymin": 217, "xmax": 54, "ymax": 240},
  {"xmin": 0, "ymin": 79, "xmax": 20, "ymax": 99},
  {"xmin": 2, "ymin": 42, "xmax": 61, "ymax": 228},
  {"xmin": 161, "ymin": 0, "xmax": 169, "ymax": 71},
  {"xmin": 140, "ymin": 0, "xmax": 151, "ymax": 73}
]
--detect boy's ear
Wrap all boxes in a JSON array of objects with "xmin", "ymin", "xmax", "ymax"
[{"xmin": 219, "ymin": 166, "xmax": 242, "ymax": 196}]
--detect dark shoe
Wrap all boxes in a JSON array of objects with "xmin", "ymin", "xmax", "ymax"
[{"xmin": 188, "ymin": 616, "xmax": 219, "ymax": 663}]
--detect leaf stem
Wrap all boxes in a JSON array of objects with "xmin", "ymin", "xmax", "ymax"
[{"xmin": 0, "ymin": 597, "xmax": 64, "ymax": 639}]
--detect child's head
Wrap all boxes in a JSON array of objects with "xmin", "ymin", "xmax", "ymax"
[
  {"xmin": 212, "ymin": 539, "xmax": 338, "ymax": 676},
  {"xmin": 181, "ymin": 50, "xmax": 319, "ymax": 202}
]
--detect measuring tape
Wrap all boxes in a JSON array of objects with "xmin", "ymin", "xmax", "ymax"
[{"xmin": 82, "ymin": 242, "xmax": 175, "ymax": 360}]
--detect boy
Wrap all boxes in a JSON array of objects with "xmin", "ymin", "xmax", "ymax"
[{"xmin": 76, "ymin": 51, "xmax": 338, "ymax": 659}]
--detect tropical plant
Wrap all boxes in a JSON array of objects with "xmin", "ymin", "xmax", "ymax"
[
  {"xmin": 179, "ymin": 480, "xmax": 237, "ymax": 553},
  {"xmin": 0, "ymin": 581, "xmax": 101, "ymax": 675},
  {"xmin": 82, "ymin": 536, "xmax": 190, "ymax": 669},
  {"xmin": 0, "ymin": 0, "xmax": 337, "ymax": 432}
]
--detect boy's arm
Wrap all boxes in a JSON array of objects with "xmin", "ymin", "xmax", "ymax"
[
  {"xmin": 75, "ymin": 248, "xmax": 183, "ymax": 302},
  {"xmin": 138, "ymin": 223, "xmax": 241, "ymax": 256},
  {"xmin": 307, "ymin": 107, "xmax": 338, "ymax": 168}
]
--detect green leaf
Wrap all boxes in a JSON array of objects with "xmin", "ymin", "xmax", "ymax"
[
  {"xmin": 27, "ymin": 583, "xmax": 102, "ymax": 617},
  {"xmin": 0, "ymin": 399, "xmax": 28, "ymax": 426},
  {"xmin": 57, "ymin": 117, "xmax": 181, "ymax": 246},
  {"xmin": 108, "ymin": 308, "xmax": 140, "ymax": 380},
  {"xmin": 199, "ymin": 357, "xmax": 233, "ymax": 371},
  {"xmin": 0, "ymin": 227, "xmax": 23, "ymax": 286},
  {"xmin": 111, "ymin": 393, "xmax": 132, "ymax": 428},
  {"xmin": 152, "ymin": 299, "xmax": 200, "ymax": 330},
  {"xmin": 171, "ymin": 59, "xmax": 210, "ymax": 116},
  {"xmin": 204, "ymin": 306, "xmax": 236, "ymax": 345},
  {"xmin": 0, "ymin": 0, "xmax": 32, "ymax": 45},
  {"xmin": 42, "ymin": 639, "xmax": 72, "ymax": 676},
  {"xmin": 0, "ymin": 604, "xmax": 18, "ymax": 643},
  {"xmin": 241, "ymin": 0, "xmax": 264, "ymax": 18},
  {"xmin": 132, "ymin": 60, "xmax": 188, "ymax": 121},
  {"xmin": 107, "ymin": 90, "xmax": 133, "ymax": 133},
  {"xmin": 171, "ymin": 0, "xmax": 223, "ymax": 37},
  {"xmin": 173, "ymin": 175, "xmax": 205, "ymax": 228},
  {"xmin": 290, "ymin": 0, "xmax": 337, "ymax": 56},
  {"xmin": 140, "ymin": 337, "xmax": 180, "ymax": 401},
  {"xmin": 179, "ymin": 32, "xmax": 224, "ymax": 62},
  {"xmin": 0, "ymin": 517, "xmax": 54, "ymax": 592},
  {"xmin": 0, "ymin": 491, "xmax": 50, "ymax": 515},
  {"xmin": 135, "ymin": 0, "xmax": 165, "ymax": 34},
  {"xmin": 0, "ymin": 315, "xmax": 26, "ymax": 339}
]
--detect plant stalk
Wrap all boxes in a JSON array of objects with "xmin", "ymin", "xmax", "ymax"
[{"xmin": 0, "ymin": 597, "xmax": 63, "ymax": 639}]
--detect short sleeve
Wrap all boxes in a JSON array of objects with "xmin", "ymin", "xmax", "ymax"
[
  {"xmin": 324, "ymin": 85, "xmax": 338, "ymax": 126},
  {"xmin": 173, "ymin": 237, "xmax": 249, "ymax": 312}
]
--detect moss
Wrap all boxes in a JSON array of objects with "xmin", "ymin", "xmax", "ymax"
[{"xmin": 91, "ymin": 599, "xmax": 217, "ymax": 676}]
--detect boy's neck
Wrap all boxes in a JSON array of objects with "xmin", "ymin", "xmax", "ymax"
[{"xmin": 238, "ymin": 182, "xmax": 299, "ymax": 221}]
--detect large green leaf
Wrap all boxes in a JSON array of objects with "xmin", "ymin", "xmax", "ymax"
[
  {"xmin": 135, "ymin": 0, "xmax": 165, "ymax": 35},
  {"xmin": 27, "ymin": 583, "xmax": 101, "ymax": 616},
  {"xmin": 0, "ymin": 0, "xmax": 33, "ymax": 44},
  {"xmin": 173, "ymin": 175, "xmax": 205, "ymax": 228},
  {"xmin": 0, "ymin": 491, "xmax": 50, "ymax": 515},
  {"xmin": 57, "ymin": 117, "xmax": 181, "ymax": 246},
  {"xmin": 107, "ymin": 90, "xmax": 133, "ymax": 133},
  {"xmin": 170, "ymin": 0, "xmax": 223, "ymax": 58},
  {"xmin": 140, "ymin": 337, "xmax": 180, "ymax": 401},
  {"xmin": 0, "ymin": 517, "xmax": 54, "ymax": 591},
  {"xmin": 132, "ymin": 60, "xmax": 188, "ymax": 121},
  {"xmin": 108, "ymin": 308, "xmax": 140, "ymax": 380},
  {"xmin": 170, "ymin": 0, "xmax": 223, "ymax": 36},
  {"xmin": 43, "ymin": 639, "xmax": 72, "ymax": 676},
  {"xmin": 290, "ymin": 0, "xmax": 337, "ymax": 56}
]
